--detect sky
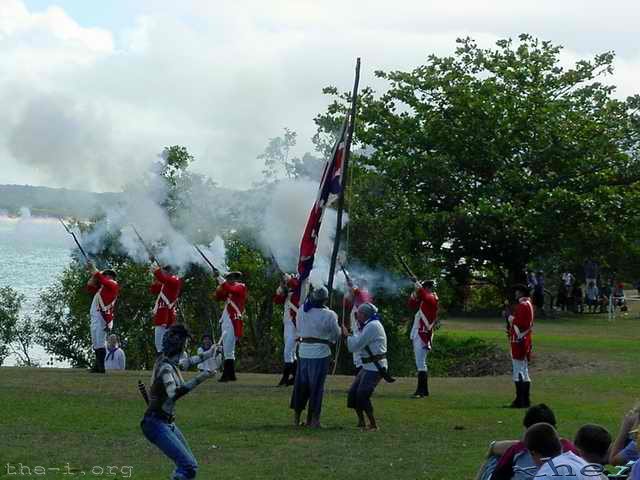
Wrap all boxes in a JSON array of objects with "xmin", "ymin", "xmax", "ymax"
[{"xmin": 1, "ymin": 0, "xmax": 639, "ymax": 192}]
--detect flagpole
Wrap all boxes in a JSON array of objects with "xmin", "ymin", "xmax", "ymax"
[
  {"xmin": 327, "ymin": 58, "xmax": 361, "ymax": 299},
  {"xmin": 328, "ymin": 58, "xmax": 361, "ymax": 375}
]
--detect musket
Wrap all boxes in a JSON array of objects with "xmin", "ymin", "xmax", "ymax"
[
  {"xmin": 131, "ymin": 225, "xmax": 156, "ymax": 262},
  {"xmin": 193, "ymin": 244, "xmax": 222, "ymax": 276},
  {"xmin": 340, "ymin": 265, "xmax": 354, "ymax": 288},
  {"xmin": 58, "ymin": 217, "xmax": 90, "ymax": 263},
  {"xmin": 395, "ymin": 254, "xmax": 420, "ymax": 283}
]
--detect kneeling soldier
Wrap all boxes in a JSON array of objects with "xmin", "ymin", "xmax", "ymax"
[{"xmin": 342, "ymin": 302, "xmax": 389, "ymax": 431}]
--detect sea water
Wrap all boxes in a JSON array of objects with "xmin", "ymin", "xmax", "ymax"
[{"xmin": 0, "ymin": 214, "xmax": 74, "ymax": 366}]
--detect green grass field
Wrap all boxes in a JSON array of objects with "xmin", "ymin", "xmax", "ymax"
[{"xmin": 1, "ymin": 305, "xmax": 639, "ymax": 480}]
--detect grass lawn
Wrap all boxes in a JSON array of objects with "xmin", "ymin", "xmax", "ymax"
[{"xmin": 1, "ymin": 304, "xmax": 639, "ymax": 479}]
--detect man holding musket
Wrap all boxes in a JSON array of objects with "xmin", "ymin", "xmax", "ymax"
[
  {"xmin": 149, "ymin": 258, "xmax": 183, "ymax": 355},
  {"xmin": 214, "ymin": 271, "xmax": 247, "ymax": 382},
  {"xmin": 86, "ymin": 262, "xmax": 119, "ymax": 374},
  {"xmin": 507, "ymin": 284, "xmax": 534, "ymax": 408},
  {"xmin": 342, "ymin": 302, "xmax": 389, "ymax": 431},
  {"xmin": 273, "ymin": 273, "xmax": 300, "ymax": 386},
  {"xmin": 290, "ymin": 286, "xmax": 340, "ymax": 428},
  {"xmin": 407, "ymin": 279, "xmax": 439, "ymax": 398}
]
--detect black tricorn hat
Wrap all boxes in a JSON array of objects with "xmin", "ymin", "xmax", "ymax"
[
  {"xmin": 225, "ymin": 271, "xmax": 243, "ymax": 281},
  {"xmin": 513, "ymin": 283, "xmax": 530, "ymax": 296},
  {"xmin": 102, "ymin": 269, "xmax": 117, "ymax": 279}
]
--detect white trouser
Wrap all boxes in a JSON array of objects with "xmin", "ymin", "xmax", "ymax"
[
  {"xmin": 413, "ymin": 335, "xmax": 429, "ymax": 372},
  {"xmin": 512, "ymin": 359, "xmax": 530, "ymax": 382},
  {"xmin": 154, "ymin": 325, "xmax": 168, "ymax": 353},
  {"xmin": 220, "ymin": 310, "xmax": 236, "ymax": 360},
  {"xmin": 90, "ymin": 311, "xmax": 107, "ymax": 350},
  {"xmin": 283, "ymin": 322, "xmax": 297, "ymax": 363}
]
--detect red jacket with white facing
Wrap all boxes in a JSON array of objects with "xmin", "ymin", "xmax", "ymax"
[
  {"xmin": 87, "ymin": 271, "xmax": 120, "ymax": 327},
  {"xmin": 150, "ymin": 267, "xmax": 183, "ymax": 327},
  {"xmin": 408, "ymin": 287, "xmax": 439, "ymax": 349},
  {"xmin": 273, "ymin": 276, "xmax": 300, "ymax": 326},
  {"xmin": 509, "ymin": 297, "xmax": 534, "ymax": 360},
  {"xmin": 216, "ymin": 281, "xmax": 248, "ymax": 338}
]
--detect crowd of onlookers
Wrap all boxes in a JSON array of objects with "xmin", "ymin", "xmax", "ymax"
[
  {"xmin": 524, "ymin": 258, "xmax": 632, "ymax": 316},
  {"xmin": 476, "ymin": 403, "xmax": 639, "ymax": 479}
]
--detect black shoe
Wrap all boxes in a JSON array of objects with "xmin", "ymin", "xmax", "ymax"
[
  {"xmin": 508, "ymin": 381, "xmax": 525, "ymax": 408},
  {"xmin": 412, "ymin": 372, "xmax": 428, "ymax": 398},
  {"xmin": 522, "ymin": 382, "xmax": 531, "ymax": 407},
  {"xmin": 218, "ymin": 359, "xmax": 231, "ymax": 382}
]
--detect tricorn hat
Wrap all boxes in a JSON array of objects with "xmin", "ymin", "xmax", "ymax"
[
  {"xmin": 225, "ymin": 271, "xmax": 243, "ymax": 281},
  {"xmin": 102, "ymin": 269, "xmax": 117, "ymax": 279}
]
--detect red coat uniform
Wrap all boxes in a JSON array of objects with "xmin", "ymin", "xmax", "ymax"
[
  {"xmin": 87, "ymin": 271, "xmax": 119, "ymax": 326},
  {"xmin": 273, "ymin": 277, "xmax": 300, "ymax": 326},
  {"xmin": 509, "ymin": 297, "xmax": 533, "ymax": 360},
  {"xmin": 150, "ymin": 268, "xmax": 183, "ymax": 327},
  {"xmin": 408, "ymin": 287, "xmax": 439, "ymax": 348},
  {"xmin": 216, "ymin": 281, "xmax": 247, "ymax": 338}
]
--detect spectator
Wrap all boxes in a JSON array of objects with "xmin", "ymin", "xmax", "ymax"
[
  {"xmin": 197, "ymin": 335, "xmax": 218, "ymax": 372},
  {"xmin": 104, "ymin": 334, "xmax": 126, "ymax": 371},
  {"xmin": 574, "ymin": 424, "xmax": 612, "ymax": 468},
  {"xmin": 613, "ymin": 283, "xmax": 627, "ymax": 312},
  {"xmin": 475, "ymin": 404, "xmax": 577, "ymax": 480},
  {"xmin": 533, "ymin": 271, "xmax": 546, "ymax": 316},
  {"xmin": 522, "ymin": 423, "xmax": 564, "ymax": 477},
  {"xmin": 584, "ymin": 259, "xmax": 599, "ymax": 288},
  {"xmin": 562, "ymin": 271, "xmax": 575, "ymax": 288},
  {"xmin": 572, "ymin": 285, "xmax": 584, "ymax": 314},
  {"xmin": 610, "ymin": 405, "xmax": 640, "ymax": 466},
  {"xmin": 556, "ymin": 283, "xmax": 568, "ymax": 312},
  {"xmin": 585, "ymin": 281, "xmax": 599, "ymax": 313}
]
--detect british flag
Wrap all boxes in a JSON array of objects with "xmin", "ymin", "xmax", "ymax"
[{"xmin": 297, "ymin": 119, "xmax": 349, "ymax": 292}]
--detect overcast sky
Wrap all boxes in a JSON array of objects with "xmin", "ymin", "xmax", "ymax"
[{"xmin": 1, "ymin": 0, "xmax": 638, "ymax": 192}]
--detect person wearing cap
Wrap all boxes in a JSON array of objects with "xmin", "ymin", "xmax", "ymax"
[
  {"xmin": 290, "ymin": 286, "xmax": 340, "ymax": 428},
  {"xmin": 149, "ymin": 260, "xmax": 184, "ymax": 355},
  {"xmin": 407, "ymin": 279, "xmax": 439, "ymax": 398},
  {"xmin": 214, "ymin": 271, "xmax": 247, "ymax": 382},
  {"xmin": 343, "ymin": 277, "xmax": 374, "ymax": 375},
  {"xmin": 273, "ymin": 273, "xmax": 301, "ymax": 386},
  {"xmin": 507, "ymin": 284, "xmax": 534, "ymax": 408},
  {"xmin": 342, "ymin": 302, "xmax": 387, "ymax": 431},
  {"xmin": 86, "ymin": 261, "xmax": 119, "ymax": 374},
  {"xmin": 141, "ymin": 324, "xmax": 222, "ymax": 480}
]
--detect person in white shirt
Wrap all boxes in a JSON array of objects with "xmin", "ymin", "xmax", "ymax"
[
  {"xmin": 342, "ymin": 302, "xmax": 388, "ymax": 431},
  {"xmin": 197, "ymin": 335, "xmax": 218, "ymax": 373},
  {"xmin": 104, "ymin": 334, "xmax": 126, "ymax": 371},
  {"xmin": 289, "ymin": 286, "xmax": 340, "ymax": 428}
]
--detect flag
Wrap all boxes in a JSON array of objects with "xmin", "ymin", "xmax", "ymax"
[{"xmin": 297, "ymin": 118, "xmax": 349, "ymax": 293}]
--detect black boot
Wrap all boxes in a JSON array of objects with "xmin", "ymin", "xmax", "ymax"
[
  {"xmin": 522, "ymin": 382, "xmax": 531, "ymax": 407},
  {"xmin": 423, "ymin": 371, "xmax": 430, "ymax": 397},
  {"xmin": 218, "ymin": 359, "xmax": 231, "ymax": 382},
  {"xmin": 413, "ymin": 372, "xmax": 428, "ymax": 398},
  {"xmin": 287, "ymin": 361, "xmax": 297, "ymax": 386},
  {"xmin": 278, "ymin": 363, "xmax": 291, "ymax": 386},
  {"xmin": 89, "ymin": 349, "xmax": 101, "ymax": 373},
  {"xmin": 509, "ymin": 381, "xmax": 523, "ymax": 408},
  {"xmin": 228, "ymin": 359, "xmax": 237, "ymax": 381},
  {"xmin": 96, "ymin": 348, "xmax": 106, "ymax": 374}
]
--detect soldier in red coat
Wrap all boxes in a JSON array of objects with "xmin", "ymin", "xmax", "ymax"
[
  {"xmin": 149, "ymin": 262, "xmax": 183, "ymax": 355},
  {"xmin": 214, "ymin": 271, "xmax": 247, "ymax": 382},
  {"xmin": 408, "ymin": 280, "xmax": 439, "ymax": 398},
  {"xmin": 273, "ymin": 273, "xmax": 300, "ymax": 386},
  {"xmin": 507, "ymin": 284, "xmax": 534, "ymax": 408},
  {"xmin": 86, "ymin": 262, "xmax": 119, "ymax": 373}
]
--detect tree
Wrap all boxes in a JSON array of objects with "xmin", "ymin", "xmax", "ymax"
[
  {"xmin": 0, "ymin": 287, "xmax": 38, "ymax": 366},
  {"xmin": 315, "ymin": 34, "xmax": 640, "ymax": 295}
]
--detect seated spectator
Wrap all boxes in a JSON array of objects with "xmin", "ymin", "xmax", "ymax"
[
  {"xmin": 475, "ymin": 404, "xmax": 577, "ymax": 480},
  {"xmin": 613, "ymin": 283, "xmax": 627, "ymax": 312},
  {"xmin": 197, "ymin": 334, "xmax": 218, "ymax": 372},
  {"xmin": 104, "ymin": 334, "xmax": 126, "ymax": 370},
  {"xmin": 585, "ymin": 282, "xmax": 599, "ymax": 313},
  {"xmin": 610, "ymin": 405, "xmax": 640, "ymax": 466},
  {"xmin": 574, "ymin": 424, "xmax": 612, "ymax": 468},
  {"xmin": 530, "ymin": 423, "xmax": 607, "ymax": 479}
]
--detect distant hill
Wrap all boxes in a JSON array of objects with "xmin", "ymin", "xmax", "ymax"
[{"xmin": 0, "ymin": 184, "xmax": 120, "ymax": 219}]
